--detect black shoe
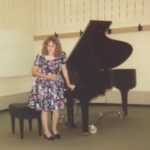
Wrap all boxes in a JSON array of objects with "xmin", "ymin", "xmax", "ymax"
[
  {"xmin": 54, "ymin": 133, "xmax": 61, "ymax": 139},
  {"xmin": 43, "ymin": 134, "xmax": 55, "ymax": 140}
]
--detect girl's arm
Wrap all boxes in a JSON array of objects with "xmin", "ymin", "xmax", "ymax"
[{"xmin": 61, "ymin": 64, "xmax": 75, "ymax": 90}]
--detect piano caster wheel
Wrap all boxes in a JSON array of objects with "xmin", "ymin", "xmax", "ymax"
[
  {"xmin": 88, "ymin": 123, "xmax": 98, "ymax": 134},
  {"xmin": 118, "ymin": 111, "xmax": 124, "ymax": 120}
]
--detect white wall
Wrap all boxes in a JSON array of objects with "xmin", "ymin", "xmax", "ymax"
[
  {"xmin": 33, "ymin": 0, "xmax": 150, "ymax": 35},
  {"xmin": 33, "ymin": 0, "xmax": 150, "ymax": 105},
  {"xmin": 0, "ymin": 29, "xmax": 34, "ymax": 77},
  {"xmin": 108, "ymin": 31, "xmax": 150, "ymax": 91},
  {"xmin": 0, "ymin": 0, "xmax": 35, "ymax": 109},
  {"xmin": 33, "ymin": 0, "xmax": 150, "ymax": 92}
]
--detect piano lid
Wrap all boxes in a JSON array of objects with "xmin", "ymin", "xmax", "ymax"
[{"xmin": 67, "ymin": 20, "xmax": 133, "ymax": 71}]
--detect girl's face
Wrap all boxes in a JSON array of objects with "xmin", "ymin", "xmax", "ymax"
[{"xmin": 47, "ymin": 41, "xmax": 56, "ymax": 55}]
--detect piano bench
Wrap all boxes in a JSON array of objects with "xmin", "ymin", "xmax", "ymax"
[{"xmin": 9, "ymin": 102, "xmax": 42, "ymax": 139}]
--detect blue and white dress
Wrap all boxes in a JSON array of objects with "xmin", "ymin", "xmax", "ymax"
[{"xmin": 28, "ymin": 52, "xmax": 66, "ymax": 111}]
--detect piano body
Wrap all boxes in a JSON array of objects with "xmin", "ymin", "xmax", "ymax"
[{"xmin": 66, "ymin": 20, "xmax": 136, "ymax": 134}]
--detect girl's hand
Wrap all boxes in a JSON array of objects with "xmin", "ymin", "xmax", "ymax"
[
  {"xmin": 67, "ymin": 84, "xmax": 75, "ymax": 91},
  {"xmin": 47, "ymin": 73, "xmax": 58, "ymax": 80}
]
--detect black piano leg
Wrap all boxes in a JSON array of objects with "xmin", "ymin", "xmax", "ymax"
[
  {"xmin": 66, "ymin": 95, "xmax": 77, "ymax": 128},
  {"xmin": 80, "ymin": 100, "xmax": 89, "ymax": 134},
  {"xmin": 120, "ymin": 89, "xmax": 129, "ymax": 115}
]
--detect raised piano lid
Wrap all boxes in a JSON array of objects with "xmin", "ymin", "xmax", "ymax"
[{"xmin": 67, "ymin": 20, "xmax": 133, "ymax": 71}]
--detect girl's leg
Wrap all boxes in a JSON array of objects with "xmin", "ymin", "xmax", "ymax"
[
  {"xmin": 41, "ymin": 111, "xmax": 52, "ymax": 137},
  {"xmin": 52, "ymin": 110, "xmax": 60, "ymax": 134}
]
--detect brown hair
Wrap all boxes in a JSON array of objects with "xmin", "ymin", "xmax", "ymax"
[{"xmin": 42, "ymin": 35, "xmax": 62, "ymax": 57}]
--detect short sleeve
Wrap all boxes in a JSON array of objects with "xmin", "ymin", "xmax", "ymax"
[
  {"xmin": 60, "ymin": 52, "xmax": 66, "ymax": 64},
  {"xmin": 34, "ymin": 54, "xmax": 42, "ymax": 67}
]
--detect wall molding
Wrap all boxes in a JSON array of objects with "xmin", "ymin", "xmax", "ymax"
[
  {"xmin": 0, "ymin": 75, "xmax": 32, "ymax": 79},
  {"xmin": 34, "ymin": 24, "xmax": 150, "ymax": 41}
]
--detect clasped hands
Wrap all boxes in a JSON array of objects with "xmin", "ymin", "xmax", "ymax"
[{"xmin": 47, "ymin": 73, "xmax": 58, "ymax": 81}]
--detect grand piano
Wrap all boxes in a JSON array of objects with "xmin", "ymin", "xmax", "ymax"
[{"xmin": 66, "ymin": 20, "xmax": 136, "ymax": 134}]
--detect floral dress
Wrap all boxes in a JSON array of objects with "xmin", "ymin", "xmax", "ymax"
[{"xmin": 28, "ymin": 52, "xmax": 66, "ymax": 111}]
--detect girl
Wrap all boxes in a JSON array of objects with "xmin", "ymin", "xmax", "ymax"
[{"xmin": 28, "ymin": 35, "xmax": 75, "ymax": 140}]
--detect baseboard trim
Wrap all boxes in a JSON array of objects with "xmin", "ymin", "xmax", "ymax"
[
  {"xmin": 88, "ymin": 103, "xmax": 150, "ymax": 108},
  {"xmin": 1, "ymin": 103, "xmax": 150, "ymax": 113},
  {"xmin": 0, "ymin": 109, "xmax": 8, "ymax": 113}
]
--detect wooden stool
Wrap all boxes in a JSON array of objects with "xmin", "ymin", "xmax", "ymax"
[{"xmin": 9, "ymin": 102, "xmax": 42, "ymax": 139}]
